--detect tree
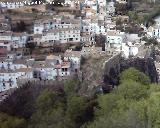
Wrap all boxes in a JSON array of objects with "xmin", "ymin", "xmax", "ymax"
[
  {"xmin": 95, "ymin": 93, "xmax": 122, "ymax": 118},
  {"xmin": 25, "ymin": 43, "xmax": 36, "ymax": 54},
  {"xmin": 0, "ymin": 113, "xmax": 26, "ymax": 128},
  {"xmin": 65, "ymin": 96, "xmax": 88, "ymax": 128},
  {"xmin": 16, "ymin": 21, "xmax": 26, "ymax": 32},
  {"xmin": 64, "ymin": 79, "xmax": 80, "ymax": 97},
  {"xmin": 85, "ymin": 68, "xmax": 153, "ymax": 128},
  {"xmin": 147, "ymin": 92, "xmax": 160, "ymax": 128},
  {"xmin": 117, "ymin": 80, "xmax": 149, "ymax": 100},
  {"xmin": 120, "ymin": 67, "xmax": 151, "ymax": 86},
  {"xmin": 29, "ymin": 89, "xmax": 65, "ymax": 128}
]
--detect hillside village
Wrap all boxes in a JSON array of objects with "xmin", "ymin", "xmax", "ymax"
[{"xmin": 0, "ymin": 0, "xmax": 160, "ymax": 99}]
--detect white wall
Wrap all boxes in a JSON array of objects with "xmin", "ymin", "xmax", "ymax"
[{"xmin": 0, "ymin": 2, "xmax": 24, "ymax": 9}]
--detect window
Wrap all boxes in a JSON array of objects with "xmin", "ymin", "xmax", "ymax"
[{"xmin": 3, "ymin": 83, "xmax": 5, "ymax": 88}]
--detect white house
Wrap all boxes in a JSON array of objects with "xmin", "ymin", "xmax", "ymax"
[
  {"xmin": 106, "ymin": 30, "xmax": 127, "ymax": 50},
  {"xmin": 45, "ymin": 55, "xmax": 71, "ymax": 77},
  {"xmin": 40, "ymin": 28, "xmax": 81, "ymax": 44},
  {"xmin": 64, "ymin": 50, "xmax": 81, "ymax": 73},
  {"xmin": 0, "ymin": 67, "xmax": 33, "ymax": 92},
  {"xmin": 121, "ymin": 42, "xmax": 139, "ymax": 58},
  {"xmin": 34, "ymin": 17, "xmax": 81, "ymax": 44},
  {"xmin": 81, "ymin": 33, "xmax": 95, "ymax": 45},
  {"xmin": 97, "ymin": 0, "xmax": 106, "ymax": 7},
  {"xmin": 0, "ymin": 32, "xmax": 29, "ymax": 48},
  {"xmin": 154, "ymin": 16, "xmax": 160, "ymax": 26},
  {"xmin": 34, "ymin": 18, "xmax": 81, "ymax": 34},
  {"xmin": 84, "ymin": 0, "xmax": 98, "ymax": 12},
  {"xmin": 32, "ymin": 61, "xmax": 58, "ymax": 80},
  {"xmin": 147, "ymin": 26, "xmax": 160, "ymax": 42},
  {"xmin": 146, "ymin": 15, "xmax": 160, "ymax": 40},
  {"xmin": 116, "ymin": 0, "xmax": 127, "ymax": 4},
  {"xmin": 106, "ymin": 2, "xmax": 115, "ymax": 16},
  {"xmin": 0, "ymin": 71, "xmax": 19, "ymax": 92},
  {"xmin": 0, "ymin": 58, "xmax": 33, "ymax": 92},
  {"xmin": 12, "ymin": 33, "xmax": 29, "ymax": 48},
  {"xmin": 0, "ymin": 0, "xmax": 30, "ymax": 9},
  {"xmin": 81, "ymin": 20, "xmax": 106, "ymax": 35},
  {"xmin": 0, "ymin": 32, "xmax": 12, "ymax": 41},
  {"xmin": 30, "ymin": 55, "xmax": 71, "ymax": 80},
  {"xmin": 0, "ymin": 41, "xmax": 11, "ymax": 51}
]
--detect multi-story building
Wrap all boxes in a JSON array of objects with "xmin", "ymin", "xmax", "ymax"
[
  {"xmin": 0, "ymin": 56, "xmax": 33, "ymax": 92},
  {"xmin": 0, "ymin": 0, "xmax": 30, "ymax": 9},
  {"xmin": 64, "ymin": 50, "xmax": 81, "ymax": 73},
  {"xmin": 30, "ymin": 55, "xmax": 71, "ymax": 80},
  {"xmin": 0, "ymin": 32, "xmax": 29, "ymax": 48},
  {"xmin": 81, "ymin": 20, "xmax": 106, "ymax": 35},
  {"xmin": 33, "ymin": 17, "xmax": 81, "ymax": 44},
  {"xmin": 40, "ymin": 27, "xmax": 81, "ymax": 44},
  {"xmin": 0, "ymin": 41, "xmax": 11, "ymax": 51},
  {"xmin": 106, "ymin": 30, "xmax": 127, "ymax": 50},
  {"xmin": 106, "ymin": 1, "xmax": 115, "ymax": 16},
  {"xmin": 147, "ymin": 26, "xmax": 160, "ymax": 40},
  {"xmin": 0, "ymin": 67, "xmax": 33, "ymax": 92}
]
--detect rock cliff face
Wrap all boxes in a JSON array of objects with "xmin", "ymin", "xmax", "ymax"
[
  {"xmin": 120, "ymin": 57, "xmax": 158, "ymax": 82},
  {"xmin": 103, "ymin": 57, "xmax": 158, "ymax": 91}
]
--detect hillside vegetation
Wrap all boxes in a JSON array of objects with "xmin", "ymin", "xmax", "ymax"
[{"xmin": 0, "ymin": 68, "xmax": 160, "ymax": 128}]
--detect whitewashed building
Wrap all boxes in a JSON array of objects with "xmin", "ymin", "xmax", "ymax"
[
  {"xmin": 146, "ymin": 15, "xmax": 160, "ymax": 41},
  {"xmin": 0, "ymin": 68, "xmax": 33, "ymax": 92},
  {"xmin": 30, "ymin": 55, "xmax": 71, "ymax": 80},
  {"xmin": 34, "ymin": 17, "xmax": 81, "ymax": 44},
  {"xmin": 64, "ymin": 50, "xmax": 81, "ymax": 73},
  {"xmin": 0, "ymin": 0, "xmax": 31, "ymax": 9},
  {"xmin": 106, "ymin": 30, "xmax": 127, "ymax": 50},
  {"xmin": 0, "ymin": 32, "xmax": 29, "ymax": 48},
  {"xmin": 12, "ymin": 33, "xmax": 29, "ymax": 48},
  {"xmin": 116, "ymin": 0, "xmax": 127, "ymax": 4},
  {"xmin": 81, "ymin": 20, "xmax": 106, "ymax": 35},
  {"xmin": 0, "ymin": 41, "xmax": 11, "ymax": 51},
  {"xmin": 0, "ymin": 57, "xmax": 33, "ymax": 92},
  {"xmin": 147, "ymin": 26, "xmax": 160, "ymax": 41},
  {"xmin": 121, "ymin": 42, "xmax": 139, "ymax": 58},
  {"xmin": 106, "ymin": 2, "xmax": 115, "ymax": 16}
]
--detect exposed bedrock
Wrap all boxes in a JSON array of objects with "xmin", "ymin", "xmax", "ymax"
[{"xmin": 103, "ymin": 57, "xmax": 158, "ymax": 92}]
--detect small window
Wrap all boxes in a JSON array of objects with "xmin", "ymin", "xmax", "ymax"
[{"xmin": 3, "ymin": 83, "xmax": 5, "ymax": 87}]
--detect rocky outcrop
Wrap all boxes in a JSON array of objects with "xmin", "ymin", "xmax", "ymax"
[
  {"xmin": 120, "ymin": 57, "xmax": 158, "ymax": 83},
  {"xmin": 103, "ymin": 57, "xmax": 158, "ymax": 91}
]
